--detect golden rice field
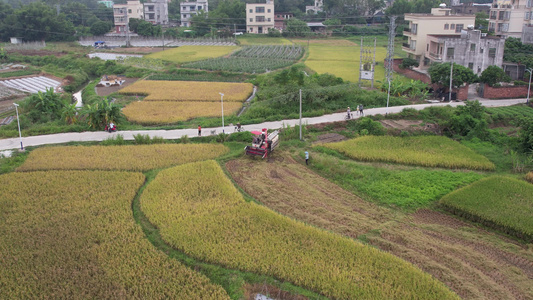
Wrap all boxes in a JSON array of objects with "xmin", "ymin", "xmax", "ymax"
[
  {"xmin": 119, "ymin": 80, "xmax": 254, "ymax": 102},
  {"xmin": 140, "ymin": 160, "xmax": 458, "ymax": 300},
  {"xmin": 123, "ymin": 100, "xmax": 243, "ymax": 124},
  {"xmin": 146, "ymin": 45, "xmax": 238, "ymax": 63},
  {"xmin": 17, "ymin": 144, "xmax": 228, "ymax": 171},
  {"xmin": 321, "ymin": 135, "xmax": 495, "ymax": 171},
  {"xmin": 0, "ymin": 170, "xmax": 228, "ymax": 299},
  {"xmin": 294, "ymin": 39, "xmax": 387, "ymax": 84}
]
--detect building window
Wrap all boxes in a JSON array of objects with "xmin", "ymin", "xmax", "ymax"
[
  {"xmin": 198, "ymin": 6, "xmax": 202, "ymax": 10},
  {"xmin": 250, "ymin": 18, "xmax": 253, "ymax": 22},
  {"xmin": 267, "ymin": 18, "xmax": 271, "ymax": 22},
  {"xmin": 183, "ymin": 14, "xmax": 186, "ymax": 18},
  {"xmin": 444, "ymin": 24, "xmax": 449, "ymax": 30},
  {"xmin": 277, "ymin": 14, "xmax": 280, "ymax": 17},
  {"xmin": 267, "ymin": 9, "xmax": 271, "ymax": 13},
  {"xmin": 455, "ymin": 24, "xmax": 463, "ymax": 32},
  {"xmin": 468, "ymin": 62, "xmax": 474, "ymax": 69},
  {"xmin": 470, "ymin": 44, "xmax": 476, "ymax": 51},
  {"xmin": 256, "ymin": 16, "xmax": 265, "ymax": 22},
  {"xmin": 128, "ymin": 9, "xmax": 132, "ymax": 13},
  {"xmin": 480, "ymin": 48, "xmax": 484, "ymax": 53},
  {"xmin": 249, "ymin": 27, "xmax": 253, "ymax": 32},
  {"xmin": 478, "ymin": 66, "xmax": 481, "ymax": 73},
  {"xmin": 526, "ymin": 12, "xmax": 531, "ymax": 20},
  {"xmin": 451, "ymin": 24, "xmax": 455, "ymax": 30},
  {"xmin": 447, "ymin": 47, "xmax": 454, "ymax": 58},
  {"xmin": 427, "ymin": 44, "xmax": 429, "ymax": 51},
  {"xmin": 488, "ymin": 48, "xmax": 496, "ymax": 58},
  {"xmin": 256, "ymin": 7, "xmax": 265, "ymax": 13},
  {"xmin": 490, "ymin": 11, "xmax": 497, "ymax": 19},
  {"xmin": 249, "ymin": 9, "xmax": 253, "ymax": 13}
]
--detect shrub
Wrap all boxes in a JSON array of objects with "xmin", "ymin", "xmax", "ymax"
[
  {"xmin": 399, "ymin": 57, "xmax": 419, "ymax": 69},
  {"xmin": 101, "ymin": 134, "xmax": 126, "ymax": 146},
  {"xmin": 526, "ymin": 172, "xmax": 533, "ymax": 183}
]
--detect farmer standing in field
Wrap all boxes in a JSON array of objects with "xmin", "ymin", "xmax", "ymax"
[{"xmin": 198, "ymin": 125, "xmax": 201, "ymax": 137}]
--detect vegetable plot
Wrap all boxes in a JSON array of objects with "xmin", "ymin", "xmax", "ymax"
[
  {"xmin": 140, "ymin": 160, "xmax": 458, "ymax": 300},
  {"xmin": 0, "ymin": 170, "xmax": 228, "ymax": 299},
  {"xmin": 183, "ymin": 45, "xmax": 304, "ymax": 73}
]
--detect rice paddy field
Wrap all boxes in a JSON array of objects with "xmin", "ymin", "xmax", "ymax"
[
  {"xmin": 17, "ymin": 144, "xmax": 228, "ymax": 171},
  {"xmin": 294, "ymin": 39, "xmax": 387, "ymax": 84},
  {"xmin": 440, "ymin": 176, "xmax": 533, "ymax": 242},
  {"xmin": 320, "ymin": 135, "xmax": 496, "ymax": 171},
  {"xmin": 122, "ymin": 100, "xmax": 243, "ymax": 124},
  {"xmin": 146, "ymin": 45, "xmax": 238, "ymax": 64},
  {"xmin": 119, "ymin": 80, "xmax": 254, "ymax": 101},
  {"xmin": 0, "ymin": 170, "xmax": 228, "ymax": 299},
  {"xmin": 140, "ymin": 160, "xmax": 458, "ymax": 300}
]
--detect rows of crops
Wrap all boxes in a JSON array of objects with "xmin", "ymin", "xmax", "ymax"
[
  {"xmin": 0, "ymin": 170, "xmax": 228, "ymax": 299},
  {"xmin": 17, "ymin": 144, "xmax": 228, "ymax": 171},
  {"xmin": 122, "ymin": 101, "xmax": 243, "ymax": 124},
  {"xmin": 487, "ymin": 105, "xmax": 533, "ymax": 119},
  {"xmin": 440, "ymin": 176, "xmax": 533, "ymax": 242},
  {"xmin": 321, "ymin": 136, "xmax": 496, "ymax": 171},
  {"xmin": 0, "ymin": 85, "xmax": 26, "ymax": 101},
  {"xmin": 140, "ymin": 160, "xmax": 458, "ymax": 299},
  {"xmin": 182, "ymin": 45, "xmax": 304, "ymax": 73},
  {"xmin": 119, "ymin": 80, "xmax": 253, "ymax": 102}
]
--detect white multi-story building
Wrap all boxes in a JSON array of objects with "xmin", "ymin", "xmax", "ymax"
[
  {"xmin": 306, "ymin": 0, "xmax": 323, "ymax": 14},
  {"xmin": 425, "ymin": 29, "xmax": 505, "ymax": 75},
  {"xmin": 488, "ymin": 0, "xmax": 533, "ymax": 38},
  {"xmin": 246, "ymin": 0, "xmax": 275, "ymax": 34},
  {"xmin": 180, "ymin": 0, "xmax": 208, "ymax": 28},
  {"xmin": 144, "ymin": 0, "xmax": 169, "ymax": 26},
  {"xmin": 113, "ymin": 0, "xmax": 143, "ymax": 33},
  {"xmin": 403, "ymin": 4, "xmax": 475, "ymax": 66}
]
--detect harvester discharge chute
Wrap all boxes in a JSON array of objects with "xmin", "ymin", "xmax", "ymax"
[{"xmin": 245, "ymin": 128, "xmax": 279, "ymax": 159}]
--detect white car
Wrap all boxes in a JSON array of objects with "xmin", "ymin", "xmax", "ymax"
[{"xmin": 233, "ymin": 32, "xmax": 243, "ymax": 36}]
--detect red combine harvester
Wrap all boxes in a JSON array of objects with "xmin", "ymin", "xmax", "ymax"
[{"xmin": 245, "ymin": 128, "xmax": 280, "ymax": 158}]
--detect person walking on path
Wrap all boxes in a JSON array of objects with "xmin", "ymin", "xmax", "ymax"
[
  {"xmin": 305, "ymin": 151, "xmax": 309, "ymax": 165},
  {"xmin": 359, "ymin": 104, "xmax": 364, "ymax": 116},
  {"xmin": 198, "ymin": 125, "xmax": 202, "ymax": 137},
  {"xmin": 347, "ymin": 107, "xmax": 351, "ymax": 119},
  {"xmin": 356, "ymin": 105, "xmax": 360, "ymax": 116}
]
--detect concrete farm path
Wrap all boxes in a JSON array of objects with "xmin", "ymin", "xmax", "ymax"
[{"xmin": 0, "ymin": 99, "xmax": 527, "ymax": 151}]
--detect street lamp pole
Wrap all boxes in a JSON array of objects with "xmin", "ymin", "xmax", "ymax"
[
  {"xmin": 299, "ymin": 89, "xmax": 302, "ymax": 140},
  {"xmin": 219, "ymin": 92, "xmax": 225, "ymax": 134},
  {"xmin": 526, "ymin": 68, "xmax": 532, "ymax": 105},
  {"xmin": 13, "ymin": 103, "xmax": 23, "ymax": 151}
]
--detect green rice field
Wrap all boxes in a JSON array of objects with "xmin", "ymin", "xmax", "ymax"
[
  {"xmin": 440, "ymin": 176, "xmax": 533, "ymax": 242},
  {"xmin": 320, "ymin": 135, "xmax": 495, "ymax": 171}
]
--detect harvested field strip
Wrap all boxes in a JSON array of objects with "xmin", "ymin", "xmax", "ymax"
[
  {"xmin": 0, "ymin": 171, "xmax": 228, "ymax": 299},
  {"xmin": 146, "ymin": 45, "xmax": 238, "ymax": 63},
  {"xmin": 119, "ymin": 80, "xmax": 254, "ymax": 102},
  {"xmin": 141, "ymin": 160, "xmax": 458, "ymax": 300},
  {"xmin": 226, "ymin": 153, "xmax": 533, "ymax": 299},
  {"xmin": 321, "ymin": 135, "xmax": 495, "ymax": 171},
  {"xmin": 440, "ymin": 176, "xmax": 533, "ymax": 242},
  {"xmin": 17, "ymin": 144, "xmax": 228, "ymax": 172},
  {"xmin": 309, "ymin": 152, "xmax": 484, "ymax": 209},
  {"xmin": 122, "ymin": 101, "xmax": 243, "ymax": 124},
  {"xmin": 226, "ymin": 156, "xmax": 394, "ymax": 238}
]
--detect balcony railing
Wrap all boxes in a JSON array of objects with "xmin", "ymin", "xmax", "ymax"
[
  {"xmin": 428, "ymin": 52, "xmax": 442, "ymax": 60},
  {"xmin": 402, "ymin": 43, "xmax": 410, "ymax": 48}
]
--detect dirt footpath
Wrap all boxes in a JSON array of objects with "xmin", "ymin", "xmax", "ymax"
[{"xmin": 226, "ymin": 153, "xmax": 533, "ymax": 300}]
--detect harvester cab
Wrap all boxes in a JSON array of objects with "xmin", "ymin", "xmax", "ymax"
[{"xmin": 245, "ymin": 128, "xmax": 279, "ymax": 159}]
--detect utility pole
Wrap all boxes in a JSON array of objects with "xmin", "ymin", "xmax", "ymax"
[
  {"xmin": 56, "ymin": 4, "xmax": 60, "ymax": 16},
  {"xmin": 449, "ymin": 60, "xmax": 454, "ymax": 102},
  {"xmin": 299, "ymin": 89, "xmax": 302, "ymax": 140},
  {"xmin": 385, "ymin": 16, "xmax": 397, "ymax": 108},
  {"xmin": 125, "ymin": 8, "xmax": 131, "ymax": 47}
]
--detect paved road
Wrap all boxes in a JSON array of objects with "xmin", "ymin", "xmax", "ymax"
[{"xmin": 0, "ymin": 99, "xmax": 527, "ymax": 151}]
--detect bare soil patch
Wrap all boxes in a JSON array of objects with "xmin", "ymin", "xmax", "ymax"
[
  {"xmin": 313, "ymin": 133, "xmax": 346, "ymax": 144},
  {"xmin": 96, "ymin": 78, "xmax": 140, "ymax": 97},
  {"xmin": 226, "ymin": 153, "xmax": 533, "ymax": 300}
]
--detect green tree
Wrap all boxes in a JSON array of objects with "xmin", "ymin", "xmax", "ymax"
[
  {"xmin": 443, "ymin": 100, "xmax": 489, "ymax": 139},
  {"xmin": 23, "ymin": 88, "xmax": 68, "ymax": 122},
  {"xmin": 61, "ymin": 103, "xmax": 79, "ymax": 125},
  {"xmin": 475, "ymin": 12, "xmax": 489, "ymax": 31},
  {"xmin": 82, "ymin": 98, "xmax": 123, "ymax": 129},
  {"xmin": 284, "ymin": 18, "xmax": 311, "ymax": 37},
  {"xmin": 479, "ymin": 65, "xmax": 511, "ymax": 87},
  {"xmin": 518, "ymin": 118, "xmax": 533, "ymax": 154},
  {"xmin": 399, "ymin": 57, "xmax": 419, "ymax": 69},
  {"xmin": 90, "ymin": 21, "xmax": 112, "ymax": 36},
  {"xmin": 429, "ymin": 62, "xmax": 477, "ymax": 88}
]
